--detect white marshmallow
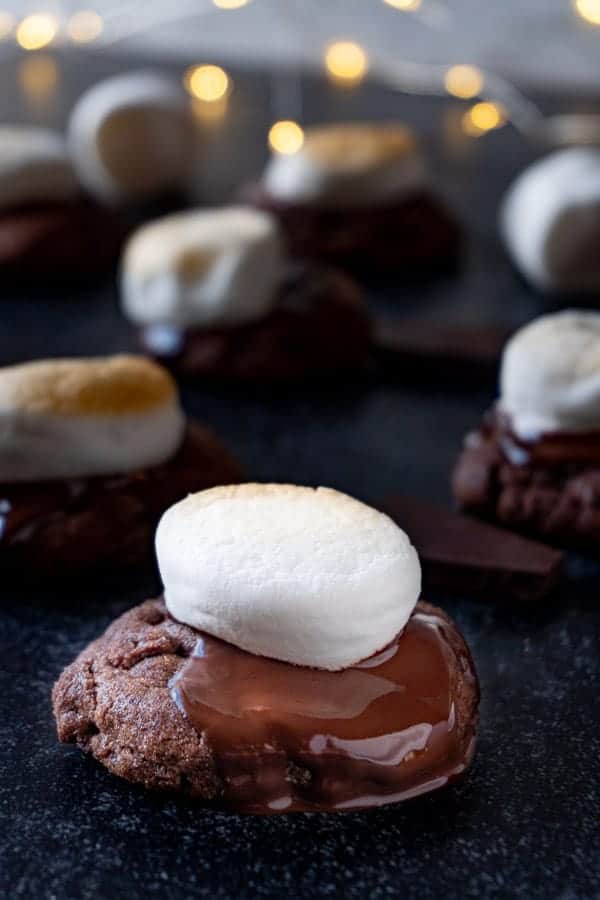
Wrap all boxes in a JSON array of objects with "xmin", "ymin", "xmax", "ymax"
[
  {"xmin": 0, "ymin": 356, "xmax": 185, "ymax": 482},
  {"xmin": 500, "ymin": 310, "xmax": 600, "ymax": 437},
  {"xmin": 500, "ymin": 148, "xmax": 600, "ymax": 292},
  {"xmin": 0, "ymin": 126, "xmax": 79, "ymax": 212},
  {"xmin": 121, "ymin": 207, "xmax": 284, "ymax": 329},
  {"xmin": 68, "ymin": 71, "xmax": 194, "ymax": 203},
  {"xmin": 157, "ymin": 484, "xmax": 421, "ymax": 670},
  {"xmin": 263, "ymin": 123, "xmax": 426, "ymax": 207}
]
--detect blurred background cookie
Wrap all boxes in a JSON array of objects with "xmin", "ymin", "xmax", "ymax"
[
  {"xmin": 0, "ymin": 125, "xmax": 123, "ymax": 279},
  {"xmin": 0, "ymin": 355, "xmax": 242, "ymax": 575},
  {"xmin": 68, "ymin": 71, "xmax": 195, "ymax": 206},
  {"xmin": 247, "ymin": 123, "xmax": 461, "ymax": 275},
  {"xmin": 121, "ymin": 206, "xmax": 371, "ymax": 379}
]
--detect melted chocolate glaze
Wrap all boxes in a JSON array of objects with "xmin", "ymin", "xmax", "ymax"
[
  {"xmin": 139, "ymin": 264, "xmax": 371, "ymax": 381},
  {"xmin": 170, "ymin": 605, "xmax": 479, "ymax": 814},
  {"xmin": 0, "ymin": 422, "xmax": 242, "ymax": 575}
]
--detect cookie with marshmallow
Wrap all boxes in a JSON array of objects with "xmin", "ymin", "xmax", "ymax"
[
  {"xmin": 120, "ymin": 206, "xmax": 370, "ymax": 380},
  {"xmin": 0, "ymin": 355, "xmax": 241, "ymax": 575},
  {"xmin": 453, "ymin": 310, "xmax": 600, "ymax": 551},
  {"xmin": 248, "ymin": 122, "xmax": 461, "ymax": 272},
  {"xmin": 69, "ymin": 71, "xmax": 195, "ymax": 204},
  {"xmin": 53, "ymin": 483, "xmax": 479, "ymax": 811},
  {"xmin": 0, "ymin": 125, "xmax": 124, "ymax": 277},
  {"xmin": 500, "ymin": 148, "xmax": 600, "ymax": 293},
  {"xmin": 157, "ymin": 483, "xmax": 422, "ymax": 670}
]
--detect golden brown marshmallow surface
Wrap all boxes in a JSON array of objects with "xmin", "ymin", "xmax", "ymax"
[{"xmin": 0, "ymin": 355, "xmax": 177, "ymax": 417}]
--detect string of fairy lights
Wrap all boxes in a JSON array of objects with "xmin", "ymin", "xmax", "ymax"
[{"xmin": 1, "ymin": 0, "xmax": 600, "ymax": 153}]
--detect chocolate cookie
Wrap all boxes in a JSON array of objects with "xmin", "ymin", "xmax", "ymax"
[
  {"xmin": 139, "ymin": 264, "xmax": 371, "ymax": 381},
  {"xmin": 453, "ymin": 411, "xmax": 600, "ymax": 553},
  {"xmin": 0, "ymin": 422, "xmax": 242, "ymax": 576},
  {"xmin": 248, "ymin": 186, "xmax": 461, "ymax": 274},
  {"xmin": 53, "ymin": 597, "xmax": 479, "ymax": 813},
  {"xmin": 0, "ymin": 202, "xmax": 125, "ymax": 279}
]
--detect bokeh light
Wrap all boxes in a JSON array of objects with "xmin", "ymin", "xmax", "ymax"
[
  {"xmin": 382, "ymin": 0, "xmax": 422, "ymax": 9},
  {"xmin": 444, "ymin": 65, "xmax": 484, "ymax": 99},
  {"xmin": 184, "ymin": 65, "xmax": 230, "ymax": 102},
  {"xmin": 268, "ymin": 120, "xmax": 304, "ymax": 155},
  {"xmin": 16, "ymin": 14, "xmax": 58, "ymax": 50},
  {"xmin": 462, "ymin": 101, "xmax": 507, "ymax": 137},
  {"xmin": 67, "ymin": 10, "xmax": 103, "ymax": 43},
  {"xmin": 324, "ymin": 41, "xmax": 368, "ymax": 85},
  {"xmin": 573, "ymin": 0, "xmax": 600, "ymax": 25},
  {"xmin": 213, "ymin": 0, "xmax": 251, "ymax": 8}
]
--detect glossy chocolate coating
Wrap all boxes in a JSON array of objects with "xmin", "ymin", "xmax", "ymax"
[{"xmin": 171, "ymin": 605, "xmax": 479, "ymax": 814}]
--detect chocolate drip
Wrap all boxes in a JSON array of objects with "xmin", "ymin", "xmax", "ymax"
[{"xmin": 170, "ymin": 608, "xmax": 478, "ymax": 814}]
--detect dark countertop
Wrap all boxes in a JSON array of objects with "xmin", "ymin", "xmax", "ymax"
[{"xmin": 0, "ymin": 50, "xmax": 599, "ymax": 900}]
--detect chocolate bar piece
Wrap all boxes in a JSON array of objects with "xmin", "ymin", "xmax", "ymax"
[
  {"xmin": 380, "ymin": 495, "xmax": 564, "ymax": 601},
  {"xmin": 372, "ymin": 319, "xmax": 510, "ymax": 377}
]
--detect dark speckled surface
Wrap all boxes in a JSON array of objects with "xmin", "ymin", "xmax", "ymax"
[{"xmin": 0, "ymin": 51, "xmax": 599, "ymax": 900}]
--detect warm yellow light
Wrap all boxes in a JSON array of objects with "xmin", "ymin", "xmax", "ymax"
[
  {"xmin": 268, "ymin": 120, "xmax": 304, "ymax": 155},
  {"xmin": 382, "ymin": 0, "xmax": 421, "ymax": 9},
  {"xmin": 462, "ymin": 102, "xmax": 507, "ymax": 136},
  {"xmin": 444, "ymin": 65, "xmax": 484, "ymax": 99},
  {"xmin": 212, "ymin": 0, "xmax": 251, "ymax": 8},
  {"xmin": 574, "ymin": 0, "xmax": 600, "ymax": 25},
  {"xmin": 324, "ymin": 41, "xmax": 368, "ymax": 85},
  {"xmin": 184, "ymin": 65, "xmax": 230, "ymax": 102},
  {"xmin": 18, "ymin": 54, "xmax": 59, "ymax": 101},
  {"xmin": 0, "ymin": 11, "xmax": 15, "ymax": 40},
  {"xmin": 67, "ymin": 10, "xmax": 103, "ymax": 43},
  {"xmin": 16, "ymin": 13, "xmax": 58, "ymax": 50}
]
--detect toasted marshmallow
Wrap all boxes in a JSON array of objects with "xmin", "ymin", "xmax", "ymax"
[
  {"xmin": 0, "ymin": 355, "xmax": 185, "ymax": 482},
  {"xmin": 500, "ymin": 148, "xmax": 600, "ymax": 292},
  {"xmin": 262, "ymin": 123, "xmax": 426, "ymax": 207},
  {"xmin": 500, "ymin": 310, "xmax": 600, "ymax": 437},
  {"xmin": 121, "ymin": 206, "xmax": 284, "ymax": 329},
  {"xmin": 68, "ymin": 71, "xmax": 194, "ymax": 203},
  {"xmin": 157, "ymin": 483, "xmax": 421, "ymax": 670},
  {"xmin": 0, "ymin": 126, "xmax": 79, "ymax": 212}
]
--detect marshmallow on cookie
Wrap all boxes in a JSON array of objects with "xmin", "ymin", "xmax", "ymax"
[
  {"xmin": 499, "ymin": 310, "xmax": 600, "ymax": 439},
  {"xmin": 0, "ymin": 126, "xmax": 79, "ymax": 212},
  {"xmin": 121, "ymin": 206, "xmax": 285, "ymax": 330},
  {"xmin": 500, "ymin": 148, "xmax": 600, "ymax": 293},
  {"xmin": 262, "ymin": 123, "xmax": 427, "ymax": 207},
  {"xmin": 69, "ymin": 71, "xmax": 194, "ymax": 203},
  {"xmin": 0, "ymin": 355, "xmax": 185, "ymax": 482},
  {"xmin": 156, "ymin": 483, "xmax": 421, "ymax": 670}
]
